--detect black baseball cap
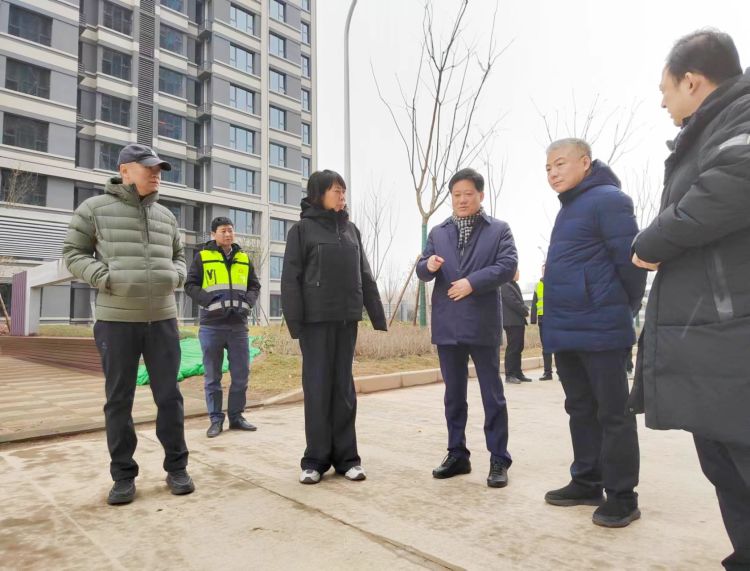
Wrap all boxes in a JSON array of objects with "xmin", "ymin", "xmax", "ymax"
[{"xmin": 117, "ymin": 144, "xmax": 172, "ymax": 171}]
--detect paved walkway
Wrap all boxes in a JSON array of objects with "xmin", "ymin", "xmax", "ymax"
[
  {"xmin": 0, "ymin": 355, "xmax": 258, "ymax": 442},
  {"xmin": 0, "ymin": 370, "xmax": 730, "ymax": 570}
]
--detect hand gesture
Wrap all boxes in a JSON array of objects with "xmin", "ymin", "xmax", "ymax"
[{"xmin": 427, "ymin": 255, "xmax": 445, "ymax": 273}]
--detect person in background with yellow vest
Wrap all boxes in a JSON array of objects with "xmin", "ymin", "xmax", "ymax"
[
  {"xmin": 530, "ymin": 264, "xmax": 554, "ymax": 381},
  {"xmin": 185, "ymin": 216, "xmax": 261, "ymax": 438}
]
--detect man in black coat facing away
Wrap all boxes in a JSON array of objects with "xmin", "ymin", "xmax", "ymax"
[
  {"xmin": 501, "ymin": 270, "xmax": 530, "ymax": 384},
  {"xmin": 632, "ymin": 30, "xmax": 750, "ymax": 570}
]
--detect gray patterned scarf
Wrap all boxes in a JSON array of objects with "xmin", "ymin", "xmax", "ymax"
[{"xmin": 451, "ymin": 207, "xmax": 485, "ymax": 251}]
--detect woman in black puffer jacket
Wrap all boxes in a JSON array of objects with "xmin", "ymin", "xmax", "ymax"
[{"xmin": 281, "ymin": 170, "xmax": 387, "ymax": 485}]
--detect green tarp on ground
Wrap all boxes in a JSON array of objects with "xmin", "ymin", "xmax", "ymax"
[{"xmin": 136, "ymin": 336, "xmax": 261, "ymax": 386}]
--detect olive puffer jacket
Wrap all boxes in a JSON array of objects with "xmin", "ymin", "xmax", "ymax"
[{"xmin": 63, "ymin": 177, "xmax": 186, "ymax": 322}]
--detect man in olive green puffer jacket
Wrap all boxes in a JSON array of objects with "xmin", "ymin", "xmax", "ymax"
[{"xmin": 63, "ymin": 144, "xmax": 194, "ymax": 505}]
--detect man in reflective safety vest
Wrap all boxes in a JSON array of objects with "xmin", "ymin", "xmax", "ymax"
[
  {"xmin": 530, "ymin": 264, "xmax": 554, "ymax": 380},
  {"xmin": 185, "ymin": 216, "xmax": 261, "ymax": 438}
]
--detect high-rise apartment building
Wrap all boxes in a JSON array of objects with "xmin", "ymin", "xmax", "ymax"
[{"xmin": 0, "ymin": 0, "xmax": 315, "ymax": 324}]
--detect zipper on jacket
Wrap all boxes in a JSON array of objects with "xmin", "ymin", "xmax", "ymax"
[{"xmin": 141, "ymin": 203, "xmax": 152, "ymax": 320}]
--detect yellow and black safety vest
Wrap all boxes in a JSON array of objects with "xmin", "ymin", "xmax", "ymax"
[
  {"xmin": 200, "ymin": 249, "xmax": 252, "ymax": 315},
  {"xmin": 535, "ymin": 280, "xmax": 544, "ymax": 316}
]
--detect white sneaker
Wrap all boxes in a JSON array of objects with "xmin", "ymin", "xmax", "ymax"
[
  {"xmin": 344, "ymin": 466, "xmax": 366, "ymax": 481},
  {"xmin": 299, "ymin": 469, "xmax": 321, "ymax": 484}
]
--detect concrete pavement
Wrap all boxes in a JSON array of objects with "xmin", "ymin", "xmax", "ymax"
[{"xmin": 0, "ymin": 369, "xmax": 730, "ymax": 570}]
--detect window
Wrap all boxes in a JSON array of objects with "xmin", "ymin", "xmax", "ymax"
[
  {"xmin": 301, "ymin": 21, "xmax": 310, "ymax": 44},
  {"xmin": 3, "ymin": 114, "xmax": 48, "ymax": 152},
  {"xmin": 161, "ymin": 157, "xmax": 182, "ymax": 184},
  {"xmin": 270, "ymin": 218, "xmax": 291, "ymax": 242},
  {"xmin": 270, "ymin": 69, "xmax": 286, "ymax": 94},
  {"xmin": 161, "ymin": 200, "xmax": 182, "ymax": 222},
  {"xmin": 269, "ymin": 180, "xmax": 286, "ymax": 203},
  {"xmin": 103, "ymin": 1, "xmax": 133, "ymax": 35},
  {"xmin": 229, "ymin": 208, "xmax": 258, "ymax": 235},
  {"xmin": 270, "ymin": 294, "xmax": 283, "ymax": 317},
  {"xmin": 100, "ymin": 94, "xmax": 130, "ymax": 127},
  {"xmin": 301, "ymin": 88, "xmax": 310, "ymax": 111},
  {"xmin": 159, "ymin": 67, "xmax": 184, "ymax": 96},
  {"xmin": 269, "ymin": 33, "xmax": 286, "ymax": 58},
  {"xmin": 302, "ymin": 122, "xmax": 311, "ymax": 145},
  {"xmin": 230, "ymin": 125, "xmax": 254, "ymax": 153},
  {"xmin": 8, "ymin": 5, "xmax": 52, "ymax": 46},
  {"xmin": 5, "ymin": 59, "xmax": 50, "ymax": 99},
  {"xmin": 270, "ymin": 0, "xmax": 285, "ymax": 22},
  {"xmin": 99, "ymin": 142, "xmax": 124, "ymax": 171},
  {"xmin": 158, "ymin": 110, "xmax": 183, "ymax": 140},
  {"xmin": 301, "ymin": 0, "xmax": 311, "ymax": 11},
  {"xmin": 229, "ymin": 44, "xmax": 254, "ymax": 74},
  {"xmin": 229, "ymin": 85, "xmax": 254, "ymax": 114},
  {"xmin": 301, "ymin": 55, "xmax": 311, "ymax": 78},
  {"xmin": 229, "ymin": 166, "xmax": 257, "ymax": 194},
  {"xmin": 230, "ymin": 4, "xmax": 255, "ymax": 35},
  {"xmin": 102, "ymin": 48, "xmax": 131, "ymax": 80},
  {"xmin": 160, "ymin": 24, "xmax": 184, "ymax": 54},
  {"xmin": 270, "ymin": 255, "xmax": 284, "ymax": 280},
  {"xmin": 270, "ymin": 106, "xmax": 286, "ymax": 130},
  {"xmin": 302, "ymin": 156, "xmax": 311, "ymax": 178},
  {"xmin": 0, "ymin": 169, "xmax": 47, "ymax": 206},
  {"xmin": 161, "ymin": 0, "xmax": 184, "ymax": 11},
  {"xmin": 270, "ymin": 143, "xmax": 286, "ymax": 167},
  {"xmin": 74, "ymin": 186, "xmax": 103, "ymax": 208}
]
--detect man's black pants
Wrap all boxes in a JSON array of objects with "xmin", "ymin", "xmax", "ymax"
[
  {"xmin": 503, "ymin": 325, "xmax": 525, "ymax": 378},
  {"xmin": 694, "ymin": 435, "xmax": 750, "ymax": 570},
  {"xmin": 537, "ymin": 318, "xmax": 553, "ymax": 375},
  {"xmin": 299, "ymin": 321, "xmax": 360, "ymax": 474},
  {"xmin": 94, "ymin": 319, "xmax": 188, "ymax": 481},
  {"xmin": 554, "ymin": 349, "xmax": 639, "ymax": 500}
]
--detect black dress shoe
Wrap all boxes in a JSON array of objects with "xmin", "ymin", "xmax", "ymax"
[
  {"xmin": 166, "ymin": 469, "xmax": 195, "ymax": 495},
  {"xmin": 539, "ymin": 372, "xmax": 553, "ymax": 381},
  {"xmin": 593, "ymin": 495, "xmax": 641, "ymax": 528},
  {"xmin": 206, "ymin": 420, "xmax": 223, "ymax": 438},
  {"xmin": 545, "ymin": 481, "xmax": 604, "ymax": 506},
  {"xmin": 229, "ymin": 416, "xmax": 257, "ymax": 431},
  {"xmin": 107, "ymin": 478, "xmax": 135, "ymax": 505},
  {"xmin": 487, "ymin": 461, "xmax": 508, "ymax": 488},
  {"xmin": 519, "ymin": 375, "xmax": 533, "ymax": 382},
  {"xmin": 432, "ymin": 455, "xmax": 471, "ymax": 479},
  {"xmin": 505, "ymin": 375, "xmax": 522, "ymax": 384}
]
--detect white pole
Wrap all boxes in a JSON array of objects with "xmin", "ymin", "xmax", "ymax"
[{"xmin": 344, "ymin": 0, "xmax": 358, "ymax": 212}]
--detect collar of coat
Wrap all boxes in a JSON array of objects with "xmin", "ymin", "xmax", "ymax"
[
  {"xmin": 439, "ymin": 209, "xmax": 492, "ymax": 228},
  {"xmin": 203, "ymin": 240, "xmax": 241, "ymax": 259},
  {"xmin": 105, "ymin": 177, "xmax": 159, "ymax": 207},
  {"xmin": 557, "ymin": 159, "xmax": 621, "ymax": 205},
  {"xmin": 667, "ymin": 69, "xmax": 750, "ymax": 157}
]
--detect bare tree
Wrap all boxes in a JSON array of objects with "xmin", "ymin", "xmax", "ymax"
[
  {"xmin": 354, "ymin": 182, "xmax": 398, "ymax": 282},
  {"xmin": 236, "ymin": 234, "xmax": 269, "ymax": 325},
  {"xmin": 534, "ymin": 94, "xmax": 642, "ymax": 166},
  {"xmin": 482, "ymin": 150, "xmax": 507, "ymax": 217},
  {"xmin": 625, "ymin": 163, "xmax": 662, "ymax": 230},
  {"xmin": 0, "ymin": 167, "xmax": 41, "ymax": 207},
  {"xmin": 378, "ymin": 261, "xmax": 405, "ymax": 321},
  {"xmin": 372, "ymin": 0, "xmax": 510, "ymax": 326}
]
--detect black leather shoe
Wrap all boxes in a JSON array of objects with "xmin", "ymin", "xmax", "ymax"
[
  {"xmin": 519, "ymin": 375, "xmax": 533, "ymax": 382},
  {"xmin": 229, "ymin": 416, "xmax": 257, "ymax": 431},
  {"xmin": 505, "ymin": 375, "xmax": 522, "ymax": 384},
  {"xmin": 539, "ymin": 373, "xmax": 553, "ymax": 381},
  {"xmin": 166, "ymin": 469, "xmax": 195, "ymax": 495},
  {"xmin": 107, "ymin": 478, "xmax": 135, "ymax": 505},
  {"xmin": 432, "ymin": 455, "xmax": 471, "ymax": 479},
  {"xmin": 206, "ymin": 421, "xmax": 223, "ymax": 438},
  {"xmin": 593, "ymin": 495, "xmax": 641, "ymax": 528},
  {"xmin": 487, "ymin": 462, "xmax": 508, "ymax": 488},
  {"xmin": 545, "ymin": 481, "xmax": 604, "ymax": 506}
]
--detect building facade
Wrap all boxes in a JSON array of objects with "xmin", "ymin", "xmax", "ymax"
[{"xmin": 0, "ymin": 0, "xmax": 315, "ymax": 324}]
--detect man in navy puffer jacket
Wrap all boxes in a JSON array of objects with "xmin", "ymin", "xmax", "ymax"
[{"xmin": 542, "ymin": 138, "xmax": 647, "ymax": 529}]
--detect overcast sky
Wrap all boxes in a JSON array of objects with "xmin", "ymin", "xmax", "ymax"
[{"xmin": 315, "ymin": 0, "xmax": 750, "ymax": 291}]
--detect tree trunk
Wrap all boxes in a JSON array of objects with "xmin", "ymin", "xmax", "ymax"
[{"xmin": 418, "ymin": 221, "xmax": 428, "ymax": 327}]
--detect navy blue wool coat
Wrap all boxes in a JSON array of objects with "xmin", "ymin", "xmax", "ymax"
[
  {"xmin": 543, "ymin": 160, "xmax": 647, "ymax": 353},
  {"xmin": 417, "ymin": 212, "xmax": 518, "ymax": 346}
]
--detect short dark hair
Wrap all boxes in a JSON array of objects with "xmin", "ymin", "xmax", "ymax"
[
  {"xmin": 211, "ymin": 216, "xmax": 233, "ymax": 233},
  {"xmin": 449, "ymin": 168, "xmax": 484, "ymax": 193},
  {"xmin": 666, "ymin": 29, "xmax": 742, "ymax": 85},
  {"xmin": 306, "ymin": 169, "xmax": 347, "ymax": 207}
]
